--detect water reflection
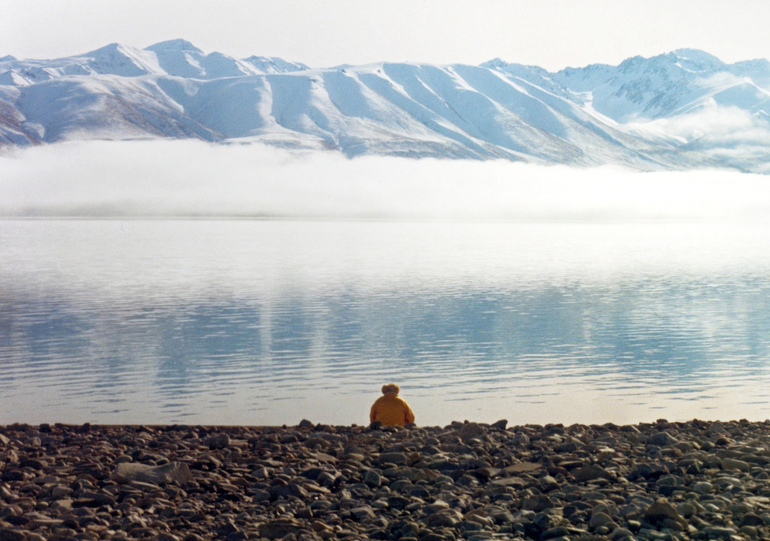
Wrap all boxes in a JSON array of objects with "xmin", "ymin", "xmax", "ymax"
[{"xmin": 3, "ymin": 220, "xmax": 770, "ymax": 425}]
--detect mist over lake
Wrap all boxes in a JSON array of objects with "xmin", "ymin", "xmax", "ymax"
[
  {"xmin": 4, "ymin": 141, "xmax": 770, "ymax": 221},
  {"xmin": 4, "ymin": 142, "xmax": 770, "ymax": 426}
]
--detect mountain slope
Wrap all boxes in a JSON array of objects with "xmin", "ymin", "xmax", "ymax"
[{"xmin": 1, "ymin": 41, "xmax": 769, "ymax": 172}]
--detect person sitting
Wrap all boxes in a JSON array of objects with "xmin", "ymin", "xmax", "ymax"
[{"xmin": 369, "ymin": 383, "xmax": 415, "ymax": 426}]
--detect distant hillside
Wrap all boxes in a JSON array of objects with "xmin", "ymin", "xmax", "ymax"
[{"xmin": 3, "ymin": 40, "xmax": 770, "ymax": 172}]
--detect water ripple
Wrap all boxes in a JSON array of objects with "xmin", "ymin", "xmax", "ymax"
[{"xmin": 4, "ymin": 220, "xmax": 770, "ymax": 425}]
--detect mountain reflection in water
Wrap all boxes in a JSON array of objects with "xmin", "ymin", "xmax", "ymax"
[{"xmin": 3, "ymin": 219, "xmax": 770, "ymax": 425}]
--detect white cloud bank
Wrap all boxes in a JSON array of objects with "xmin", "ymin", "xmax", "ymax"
[{"xmin": 2, "ymin": 140, "xmax": 770, "ymax": 222}]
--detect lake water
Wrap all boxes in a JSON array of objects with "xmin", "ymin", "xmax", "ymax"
[{"xmin": 3, "ymin": 219, "xmax": 770, "ymax": 427}]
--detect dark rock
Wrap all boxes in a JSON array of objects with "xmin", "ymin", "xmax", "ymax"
[
  {"xmin": 573, "ymin": 464, "xmax": 614, "ymax": 482},
  {"xmin": 739, "ymin": 513, "xmax": 765, "ymax": 527},
  {"xmin": 627, "ymin": 462, "xmax": 668, "ymax": 480},
  {"xmin": 387, "ymin": 496, "xmax": 411, "ymax": 510},
  {"xmin": 643, "ymin": 500, "xmax": 686, "ymax": 529},
  {"xmin": 522, "ymin": 494, "xmax": 555, "ymax": 512},
  {"xmin": 379, "ymin": 452, "xmax": 408, "ymax": 466},
  {"xmin": 0, "ymin": 529, "xmax": 27, "ymax": 541},
  {"xmin": 19, "ymin": 459, "xmax": 45, "ymax": 470},
  {"xmin": 217, "ymin": 520, "xmax": 240, "ymax": 536},
  {"xmin": 269, "ymin": 483, "xmax": 308, "ymax": 499},
  {"xmin": 557, "ymin": 441, "xmax": 580, "ymax": 453},
  {"xmin": 533, "ymin": 512, "xmax": 556, "ymax": 531},
  {"xmin": 459, "ymin": 423, "xmax": 486, "ymax": 441},
  {"xmin": 563, "ymin": 503, "xmax": 590, "ymax": 518},
  {"xmin": 206, "ymin": 433, "xmax": 231, "ymax": 449},
  {"xmin": 364, "ymin": 470, "xmax": 381, "ymax": 488},
  {"xmin": 250, "ymin": 488, "xmax": 270, "ymax": 502},
  {"xmin": 610, "ymin": 527, "xmax": 635, "ymax": 540},
  {"xmin": 455, "ymin": 474, "xmax": 479, "ymax": 487},
  {"xmin": 295, "ymin": 507, "xmax": 313, "ymax": 519},
  {"xmin": 588, "ymin": 512, "xmax": 617, "ymax": 530},
  {"xmin": 426, "ymin": 510, "xmax": 461, "ymax": 528},
  {"xmin": 428, "ymin": 460, "xmax": 463, "ymax": 471},
  {"xmin": 350, "ymin": 506, "xmax": 375, "ymax": 521},
  {"xmin": 657, "ymin": 484, "xmax": 678, "ymax": 497},
  {"xmin": 541, "ymin": 526, "xmax": 571, "ymax": 539},
  {"xmin": 409, "ymin": 487, "xmax": 430, "ymax": 498},
  {"xmin": 649, "ymin": 432, "xmax": 679, "ymax": 446},
  {"xmin": 703, "ymin": 526, "xmax": 737, "ymax": 540},
  {"xmin": 1, "ymin": 471, "xmax": 26, "ymax": 482},
  {"xmin": 487, "ymin": 508, "xmax": 514, "ymax": 524},
  {"xmin": 457, "ymin": 520, "xmax": 483, "ymax": 533},
  {"xmin": 301, "ymin": 467, "xmax": 326, "ymax": 480}
]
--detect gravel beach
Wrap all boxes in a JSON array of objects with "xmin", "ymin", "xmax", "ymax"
[{"xmin": 2, "ymin": 419, "xmax": 770, "ymax": 541}]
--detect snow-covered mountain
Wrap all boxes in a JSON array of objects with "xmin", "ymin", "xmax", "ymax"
[{"xmin": 3, "ymin": 40, "xmax": 770, "ymax": 172}]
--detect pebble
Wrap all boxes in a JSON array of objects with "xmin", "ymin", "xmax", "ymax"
[{"xmin": 2, "ymin": 420, "xmax": 770, "ymax": 540}]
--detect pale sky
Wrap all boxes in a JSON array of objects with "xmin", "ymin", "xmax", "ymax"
[{"xmin": 3, "ymin": 0, "xmax": 770, "ymax": 71}]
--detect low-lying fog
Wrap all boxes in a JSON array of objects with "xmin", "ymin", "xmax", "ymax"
[{"xmin": 2, "ymin": 140, "xmax": 770, "ymax": 221}]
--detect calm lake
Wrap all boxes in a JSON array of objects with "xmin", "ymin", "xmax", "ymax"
[{"xmin": 3, "ymin": 219, "xmax": 770, "ymax": 427}]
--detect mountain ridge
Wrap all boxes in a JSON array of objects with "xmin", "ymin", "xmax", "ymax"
[{"xmin": 2, "ymin": 40, "xmax": 770, "ymax": 172}]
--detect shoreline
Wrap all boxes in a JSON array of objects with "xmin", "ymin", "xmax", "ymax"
[{"xmin": 2, "ymin": 419, "xmax": 770, "ymax": 541}]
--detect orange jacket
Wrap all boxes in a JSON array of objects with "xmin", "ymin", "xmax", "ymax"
[{"xmin": 369, "ymin": 393, "xmax": 415, "ymax": 426}]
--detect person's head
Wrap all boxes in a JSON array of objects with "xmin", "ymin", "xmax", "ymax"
[{"xmin": 381, "ymin": 383, "xmax": 400, "ymax": 395}]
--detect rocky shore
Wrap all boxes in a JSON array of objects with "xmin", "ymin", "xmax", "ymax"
[{"xmin": 3, "ymin": 419, "xmax": 770, "ymax": 541}]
